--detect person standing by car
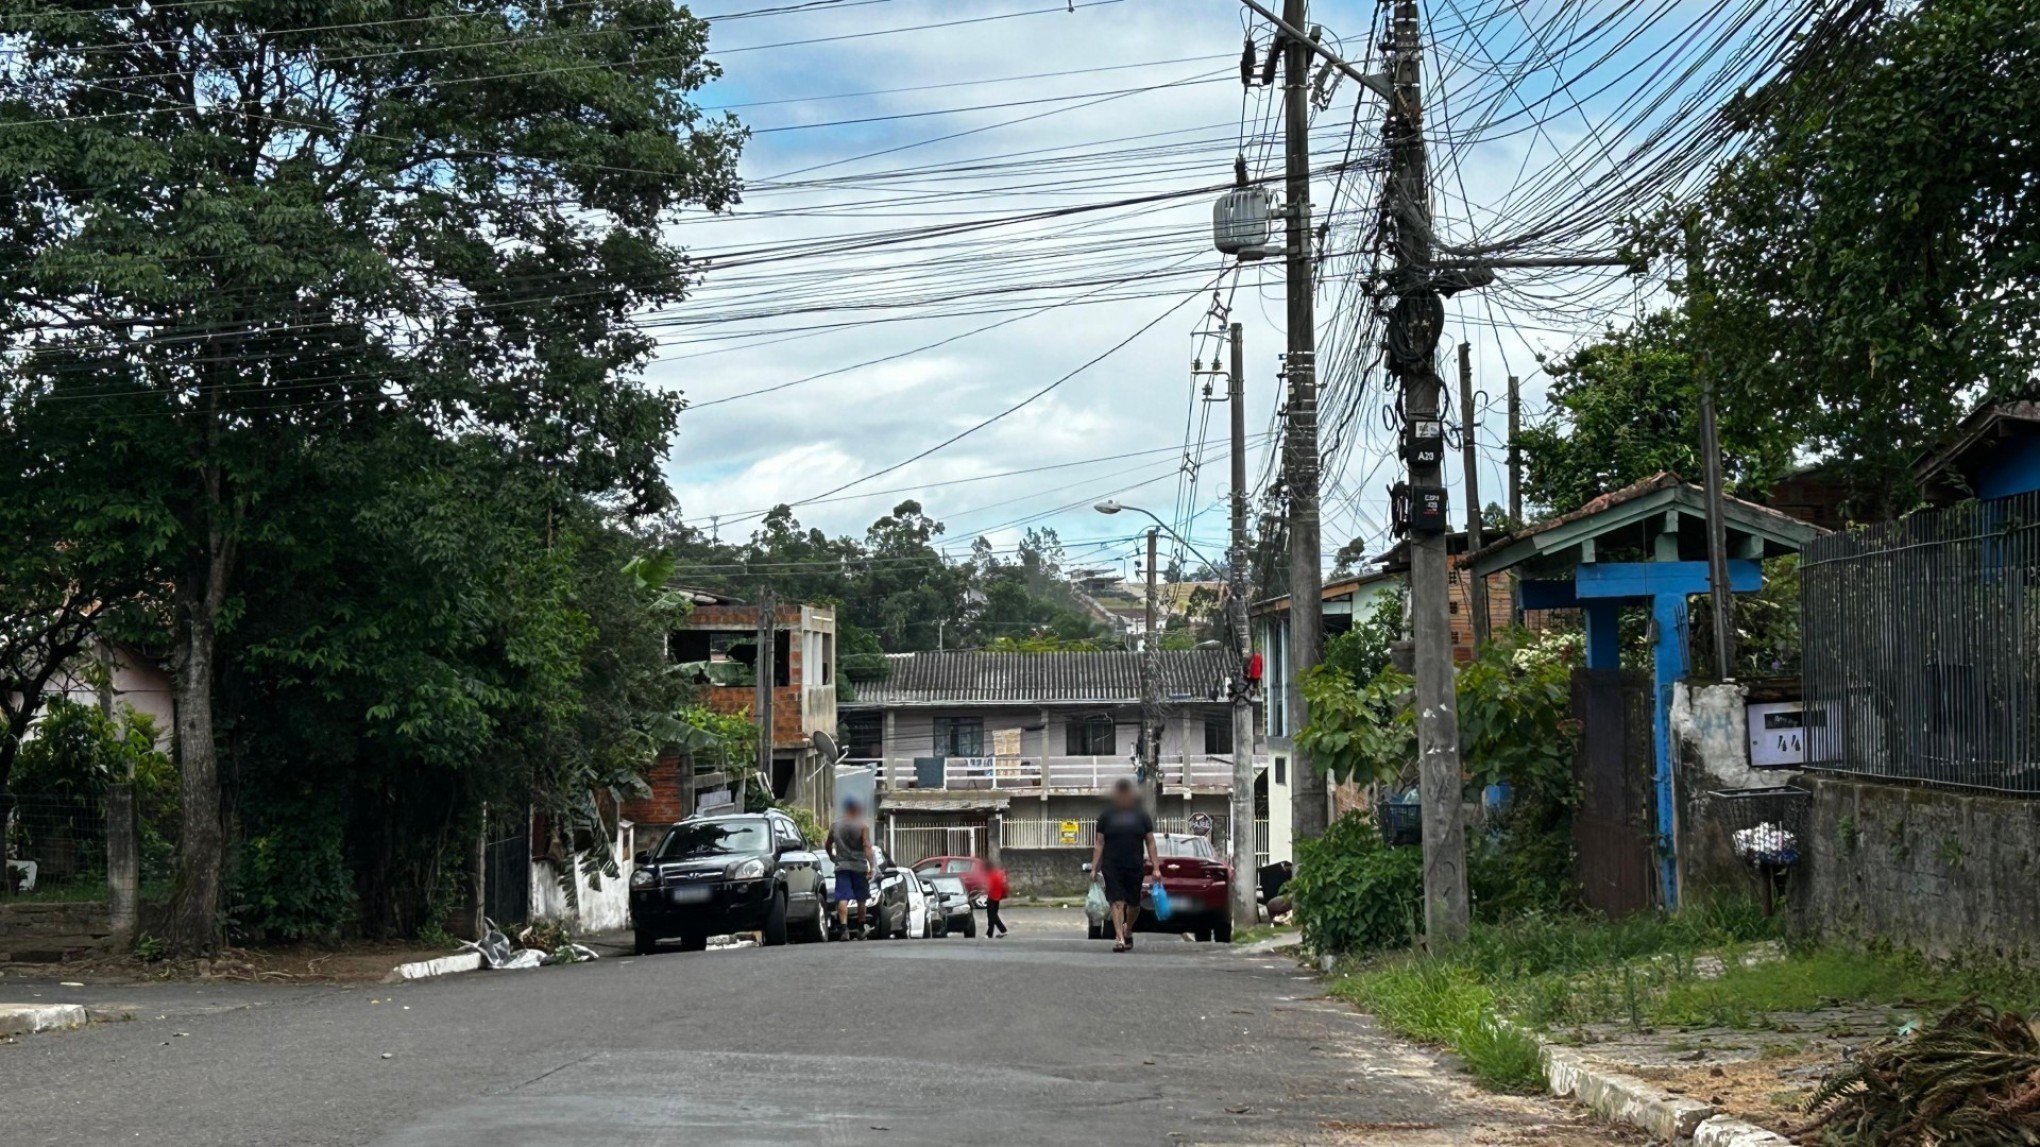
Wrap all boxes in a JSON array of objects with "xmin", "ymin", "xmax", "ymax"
[
  {"xmin": 828, "ymin": 798, "xmax": 877, "ymax": 939},
  {"xmin": 1089, "ymin": 778, "xmax": 1158, "ymax": 952},
  {"xmin": 979, "ymin": 857, "xmax": 1009, "ymax": 939}
]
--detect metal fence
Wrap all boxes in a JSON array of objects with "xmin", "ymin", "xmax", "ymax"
[
  {"xmin": 2, "ymin": 793, "xmax": 106, "ymax": 897},
  {"xmin": 1802, "ymin": 491, "xmax": 2040, "ymax": 792}
]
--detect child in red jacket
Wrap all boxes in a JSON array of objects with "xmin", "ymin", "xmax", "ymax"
[{"xmin": 980, "ymin": 859, "xmax": 1010, "ymax": 939}]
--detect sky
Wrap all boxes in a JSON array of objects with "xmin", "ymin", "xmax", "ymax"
[{"xmin": 645, "ymin": 0, "xmax": 1801, "ymax": 580}]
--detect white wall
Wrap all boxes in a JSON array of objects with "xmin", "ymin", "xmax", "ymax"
[
  {"xmin": 529, "ymin": 821, "xmax": 636, "ymax": 935},
  {"xmin": 47, "ymin": 644, "xmax": 175, "ymax": 749}
]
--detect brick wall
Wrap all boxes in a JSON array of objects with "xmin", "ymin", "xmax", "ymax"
[{"xmin": 619, "ymin": 751, "xmax": 688, "ymax": 830}]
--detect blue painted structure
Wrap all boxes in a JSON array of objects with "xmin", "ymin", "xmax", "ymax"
[
  {"xmin": 1477, "ymin": 475, "xmax": 1821, "ymax": 913},
  {"xmin": 1976, "ymin": 436, "xmax": 2040, "ymax": 502}
]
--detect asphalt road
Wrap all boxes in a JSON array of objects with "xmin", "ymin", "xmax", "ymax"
[{"xmin": 1, "ymin": 909, "xmax": 1640, "ymax": 1146}]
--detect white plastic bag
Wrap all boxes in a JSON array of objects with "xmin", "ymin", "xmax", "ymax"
[{"xmin": 1084, "ymin": 881, "xmax": 1108, "ymax": 923}]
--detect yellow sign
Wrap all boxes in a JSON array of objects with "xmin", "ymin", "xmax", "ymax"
[{"xmin": 1058, "ymin": 820, "xmax": 1080, "ymax": 844}]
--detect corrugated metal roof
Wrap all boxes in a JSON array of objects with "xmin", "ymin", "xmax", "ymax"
[{"xmin": 843, "ymin": 649, "xmax": 1233, "ymax": 708}]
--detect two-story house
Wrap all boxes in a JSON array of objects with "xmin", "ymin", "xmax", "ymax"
[{"xmin": 838, "ymin": 648, "xmax": 1280, "ymax": 895}]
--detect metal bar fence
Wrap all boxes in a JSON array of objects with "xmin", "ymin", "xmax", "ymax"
[
  {"xmin": 1801, "ymin": 491, "xmax": 2040, "ymax": 793},
  {"xmin": 2, "ymin": 793, "xmax": 106, "ymax": 898}
]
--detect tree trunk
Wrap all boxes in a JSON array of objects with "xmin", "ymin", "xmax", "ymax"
[{"xmin": 167, "ymin": 602, "xmax": 224, "ymax": 954}]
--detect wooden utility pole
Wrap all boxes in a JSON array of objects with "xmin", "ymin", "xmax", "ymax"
[
  {"xmin": 1506, "ymin": 374, "xmax": 1523, "ymax": 528},
  {"xmin": 1282, "ymin": 0, "xmax": 1327, "ymax": 845},
  {"xmin": 755, "ymin": 586, "xmax": 776, "ymax": 803},
  {"xmin": 1699, "ymin": 375, "xmax": 1736, "ymax": 678},
  {"xmin": 1227, "ymin": 323, "xmax": 1258, "ymax": 927},
  {"xmin": 1457, "ymin": 342, "xmax": 1490, "ymax": 648},
  {"xmin": 1388, "ymin": 0, "xmax": 1470, "ymax": 946}
]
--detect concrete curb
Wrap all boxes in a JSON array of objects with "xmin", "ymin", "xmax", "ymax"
[
  {"xmin": 1542, "ymin": 1046, "xmax": 1718, "ymax": 1142},
  {"xmin": 1692, "ymin": 1114, "xmax": 1795, "ymax": 1147},
  {"xmin": 0, "ymin": 1003, "xmax": 89, "ymax": 1038},
  {"xmin": 382, "ymin": 951, "xmax": 483, "ymax": 984}
]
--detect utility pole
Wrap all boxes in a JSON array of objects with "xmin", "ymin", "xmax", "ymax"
[
  {"xmin": 1506, "ymin": 374, "xmax": 1523, "ymax": 529},
  {"xmin": 1699, "ymin": 375, "xmax": 1736, "ymax": 678},
  {"xmin": 1457, "ymin": 342, "xmax": 1490, "ymax": 648},
  {"xmin": 1141, "ymin": 528, "xmax": 1163, "ymax": 797},
  {"xmin": 1227, "ymin": 323, "xmax": 1258, "ymax": 928},
  {"xmin": 755, "ymin": 585, "xmax": 776, "ymax": 806},
  {"xmin": 98, "ymin": 637, "xmax": 137, "ymax": 947},
  {"xmin": 1386, "ymin": 0, "xmax": 1470, "ymax": 946},
  {"xmin": 1282, "ymin": 0, "xmax": 1327, "ymax": 846}
]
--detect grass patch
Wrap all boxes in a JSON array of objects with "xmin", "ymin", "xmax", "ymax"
[
  {"xmin": 1231, "ymin": 925, "xmax": 1296, "ymax": 946},
  {"xmin": 1333, "ymin": 960, "xmax": 1546, "ymax": 1092}
]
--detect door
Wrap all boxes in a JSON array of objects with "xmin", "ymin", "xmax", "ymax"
[{"xmin": 1570, "ymin": 669, "xmax": 1658, "ymax": 918}]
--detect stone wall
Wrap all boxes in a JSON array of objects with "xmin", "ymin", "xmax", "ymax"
[
  {"xmin": 1001, "ymin": 848, "xmax": 1088, "ymax": 899},
  {"xmin": 1802, "ymin": 772, "xmax": 2040, "ymax": 959},
  {"xmin": 1671, "ymin": 682, "xmax": 1794, "ymax": 902}
]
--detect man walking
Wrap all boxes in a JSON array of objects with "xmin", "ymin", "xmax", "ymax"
[
  {"xmin": 1089, "ymin": 778, "xmax": 1159, "ymax": 952},
  {"xmin": 980, "ymin": 857, "xmax": 1009, "ymax": 939},
  {"xmin": 828, "ymin": 797, "xmax": 877, "ymax": 939}
]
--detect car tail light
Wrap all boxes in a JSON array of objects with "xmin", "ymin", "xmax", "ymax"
[{"xmin": 1205, "ymin": 865, "xmax": 1229, "ymax": 881}]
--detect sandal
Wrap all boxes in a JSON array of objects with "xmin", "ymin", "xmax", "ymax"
[{"xmin": 1112, "ymin": 941, "xmax": 1130, "ymax": 952}]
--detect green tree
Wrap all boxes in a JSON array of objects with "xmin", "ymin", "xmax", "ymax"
[
  {"xmin": 1661, "ymin": 0, "xmax": 2040, "ymax": 518},
  {"xmin": 0, "ymin": 0, "xmax": 741, "ymax": 950}
]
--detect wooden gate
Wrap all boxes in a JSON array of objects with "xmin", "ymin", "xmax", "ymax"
[{"xmin": 1570, "ymin": 669, "xmax": 1658, "ymax": 917}]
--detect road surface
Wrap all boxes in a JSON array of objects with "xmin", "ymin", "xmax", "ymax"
[{"xmin": 1, "ymin": 908, "xmax": 1639, "ymax": 1145}]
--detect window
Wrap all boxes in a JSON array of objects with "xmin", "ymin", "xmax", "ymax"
[
  {"xmin": 655, "ymin": 819, "xmax": 768, "ymax": 859},
  {"xmin": 820, "ymin": 632, "xmax": 835, "ymax": 685},
  {"xmin": 1274, "ymin": 756, "xmax": 1287, "ymax": 785},
  {"xmin": 842, "ymin": 713, "xmax": 883, "ymax": 760},
  {"xmin": 1204, "ymin": 717, "xmax": 1231, "ymax": 755},
  {"xmin": 1066, "ymin": 715, "xmax": 1116, "ymax": 756},
  {"xmin": 932, "ymin": 716, "xmax": 984, "ymax": 757}
]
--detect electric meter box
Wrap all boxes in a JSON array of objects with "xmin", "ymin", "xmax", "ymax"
[
  {"xmin": 1410, "ymin": 485, "xmax": 1449, "ymax": 534},
  {"xmin": 1213, "ymin": 187, "xmax": 1278, "ymax": 255},
  {"xmin": 1405, "ymin": 417, "xmax": 1446, "ymax": 467}
]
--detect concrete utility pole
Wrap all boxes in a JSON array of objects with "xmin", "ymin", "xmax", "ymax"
[
  {"xmin": 1457, "ymin": 342, "xmax": 1490, "ymax": 648},
  {"xmin": 1141, "ymin": 528, "xmax": 1163, "ymax": 795},
  {"xmin": 97, "ymin": 638, "xmax": 137, "ymax": 947},
  {"xmin": 1227, "ymin": 323, "xmax": 1258, "ymax": 928},
  {"xmin": 1282, "ymin": 0, "xmax": 1328, "ymax": 846},
  {"xmin": 1387, "ymin": 0, "xmax": 1471, "ymax": 946},
  {"xmin": 1699, "ymin": 374, "xmax": 1736, "ymax": 678},
  {"xmin": 755, "ymin": 585, "xmax": 776, "ymax": 805}
]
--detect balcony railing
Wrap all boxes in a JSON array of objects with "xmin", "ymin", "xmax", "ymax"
[
  {"xmin": 845, "ymin": 754, "xmax": 1257, "ymax": 792},
  {"xmin": 1003, "ymin": 816, "xmax": 1270, "ymax": 865}
]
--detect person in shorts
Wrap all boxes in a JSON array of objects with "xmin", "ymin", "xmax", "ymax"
[
  {"xmin": 828, "ymin": 798, "xmax": 877, "ymax": 939},
  {"xmin": 1089, "ymin": 778, "xmax": 1158, "ymax": 952}
]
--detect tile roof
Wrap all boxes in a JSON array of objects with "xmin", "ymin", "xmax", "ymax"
[{"xmin": 843, "ymin": 649, "xmax": 1234, "ymax": 708}]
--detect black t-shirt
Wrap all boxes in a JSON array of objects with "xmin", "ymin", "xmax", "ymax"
[{"xmin": 1096, "ymin": 806, "xmax": 1154, "ymax": 871}]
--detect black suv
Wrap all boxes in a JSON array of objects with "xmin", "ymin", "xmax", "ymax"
[{"xmin": 628, "ymin": 810, "xmax": 828, "ymax": 953}]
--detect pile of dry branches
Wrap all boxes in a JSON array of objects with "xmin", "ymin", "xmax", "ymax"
[{"xmin": 1797, "ymin": 1000, "xmax": 2040, "ymax": 1145}]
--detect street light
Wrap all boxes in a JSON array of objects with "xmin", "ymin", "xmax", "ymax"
[{"xmin": 1092, "ymin": 502, "xmax": 1221, "ymax": 572}]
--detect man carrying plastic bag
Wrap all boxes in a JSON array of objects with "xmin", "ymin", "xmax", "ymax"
[{"xmin": 1088, "ymin": 778, "xmax": 1160, "ymax": 952}]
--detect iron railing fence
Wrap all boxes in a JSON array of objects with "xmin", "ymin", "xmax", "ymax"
[
  {"xmin": 2, "ymin": 792, "xmax": 106, "ymax": 897},
  {"xmin": 1801, "ymin": 491, "xmax": 2040, "ymax": 793}
]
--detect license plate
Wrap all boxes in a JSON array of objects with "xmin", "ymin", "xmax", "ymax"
[{"xmin": 668, "ymin": 885, "xmax": 712, "ymax": 904}]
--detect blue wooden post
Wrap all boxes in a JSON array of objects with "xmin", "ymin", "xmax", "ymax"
[
  {"xmin": 1650, "ymin": 591, "xmax": 1690, "ymax": 909},
  {"xmin": 1583, "ymin": 601, "xmax": 1621, "ymax": 671}
]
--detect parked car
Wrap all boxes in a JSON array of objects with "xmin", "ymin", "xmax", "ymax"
[
  {"xmin": 873, "ymin": 865, "xmax": 935, "ymax": 939},
  {"xmin": 925, "ymin": 874, "xmax": 976, "ymax": 938},
  {"xmin": 1085, "ymin": 832, "xmax": 1234, "ymax": 943},
  {"xmin": 628, "ymin": 810, "xmax": 828, "ymax": 953},
  {"xmin": 912, "ymin": 854, "xmax": 989, "ymax": 907}
]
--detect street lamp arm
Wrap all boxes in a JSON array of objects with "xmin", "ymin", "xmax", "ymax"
[{"xmin": 1094, "ymin": 502, "xmax": 1221, "ymax": 572}]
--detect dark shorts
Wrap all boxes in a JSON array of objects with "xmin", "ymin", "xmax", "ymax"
[
  {"xmin": 833, "ymin": 869, "xmax": 870, "ymax": 903},
  {"xmin": 1102, "ymin": 865, "xmax": 1144, "ymax": 906}
]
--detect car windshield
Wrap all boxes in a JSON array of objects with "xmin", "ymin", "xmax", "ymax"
[
  {"xmin": 1157, "ymin": 835, "xmax": 1215, "ymax": 859},
  {"xmin": 655, "ymin": 819, "xmax": 769, "ymax": 859}
]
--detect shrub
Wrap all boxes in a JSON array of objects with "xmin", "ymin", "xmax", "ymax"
[
  {"xmin": 231, "ymin": 792, "xmax": 358, "ymax": 942},
  {"xmin": 1289, "ymin": 812, "xmax": 1423, "ymax": 956}
]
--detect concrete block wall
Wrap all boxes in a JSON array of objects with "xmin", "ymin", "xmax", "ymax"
[
  {"xmin": 1002, "ymin": 848, "xmax": 1089, "ymax": 898},
  {"xmin": 1802, "ymin": 772, "xmax": 2040, "ymax": 960}
]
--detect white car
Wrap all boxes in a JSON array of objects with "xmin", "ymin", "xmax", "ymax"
[{"xmin": 875, "ymin": 866, "xmax": 936, "ymax": 938}]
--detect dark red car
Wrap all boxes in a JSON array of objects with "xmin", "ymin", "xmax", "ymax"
[
  {"xmin": 1087, "ymin": 832, "xmax": 1235, "ymax": 943},
  {"xmin": 912, "ymin": 855, "xmax": 988, "ymax": 907}
]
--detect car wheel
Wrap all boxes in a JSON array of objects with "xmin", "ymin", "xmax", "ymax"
[
  {"xmin": 872, "ymin": 905, "xmax": 891, "ymax": 939},
  {"xmin": 1193, "ymin": 926, "xmax": 1213, "ymax": 943},
  {"xmin": 795, "ymin": 896, "xmax": 826, "ymax": 943},
  {"xmin": 633, "ymin": 927, "xmax": 659, "ymax": 956},
  {"xmin": 677, "ymin": 934, "xmax": 708, "ymax": 953},
  {"xmin": 1214, "ymin": 916, "xmax": 1234, "ymax": 944},
  {"xmin": 963, "ymin": 917, "xmax": 977, "ymax": 939},
  {"xmin": 762, "ymin": 890, "xmax": 790, "ymax": 947}
]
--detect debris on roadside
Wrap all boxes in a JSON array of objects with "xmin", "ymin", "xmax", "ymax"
[
  {"xmin": 1796, "ymin": 999, "xmax": 2040, "ymax": 1145},
  {"xmin": 460, "ymin": 919, "xmax": 599, "ymax": 971}
]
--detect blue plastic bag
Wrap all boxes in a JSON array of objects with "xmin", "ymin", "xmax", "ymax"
[{"xmin": 1151, "ymin": 883, "xmax": 1173, "ymax": 921}]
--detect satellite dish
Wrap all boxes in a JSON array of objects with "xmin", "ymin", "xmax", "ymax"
[{"xmin": 811, "ymin": 729, "xmax": 847, "ymax": 765}]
